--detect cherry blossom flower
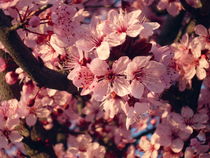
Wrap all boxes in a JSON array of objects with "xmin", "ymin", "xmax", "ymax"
[
  {"xmin": 194, "ymin": 24, "xmax": 210, "ymax": 50},
  {"xmin": 126, "ymin": 56, "xmax": 166, "ymax": 99},
  {"xmin": 50, "ymin": 2, "xmax": 85, "ymax": 48},
  {"xmin": 155, "ymin": 117, "xmax": 192, "ymax": 153},
  {"xmin": 100, "ymin": 92, "xmax": 126, "ymax": 119},
  {"xmin": 181, "ymin": 106, "xmax": 208, "ymax": 130},
  {"xmin": 125, "ymin": 96, "xmax": 150, "ymax": 129},
  {"xmin": 106, "ymin": 9, "xmax": 144, "ymax": 43},
  {"xmin": 157, "ymin": 0, "xmax": 182, "ymax": 16},
  {"xmin": 76, "ymin": 19, "xmax": 116, "ymax": 60},
  {"xmin": 89, "ymin": 56, "xmax": 130, "ymax": 101},
  {"xmin": 139, "ymin": 135, "xmax": 160, "ymax": 158}
]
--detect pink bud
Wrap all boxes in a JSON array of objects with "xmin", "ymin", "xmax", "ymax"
[
  {"xmin": 5, "ymin": 71, "xmax": 18, "ymax": 85},
  {"xmin": 29, "ymin": 16, "xmax": 40, "ymax": 28},
  {"xmin": 0, "ymin": 57, "xmax": 7, "ymax": 72}
]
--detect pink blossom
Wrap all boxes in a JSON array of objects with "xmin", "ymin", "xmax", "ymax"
[
  {"xmin": 0, "ymin": 0, "xmax": 20, "ymax": 9},
  {"xmin": 89, "ymin": 57, "xmax": 130, "ymax": 101},
  {"xmin": 5, "ymin": 71, "xmax": 18, "ymax": 85},
  {"xmin": 76, "ymin": 19, "xmax": 114, "ymax": 60},
  {"xmin": 100, "ymin": 92, "xmax": 126, "ymax": 119},
  {"xmin": 51, "ymin": 2, "xmax": 85, "ymax": 47},
  {"xmin": 181, "ymin": 106, "xmax": 208, "ymax": 130},
  {"xmin": 125, "ymin": 96, "xmax": 150, "ymax": 129},
  {"xmin": 106, "ymin": 9, "xmax": 144, "ymax": 43},
  {"xmin": 126, "ymin": 56, "xmax": 166, "ymax": 99},
  {"xmin": 0, "ymin": 57, "xmax": 6, "ymax": 72},
  {"xmin": 173, "ymin": 34, "xmax": 209, "ymax": 90},
  {"xmin": 139, "ymin": 135, "xmax": 160, "ymax": 158},
  {"xmin": 155, "ymin": 118, "xmax": 192, "ymax": 153},
  {"xmin": 194, "ymin": 24, "xmax": 210, "ymax": 50},
  {"xmin": 157, "ymin": 0, "xmax": 182, "ymax": 16}
]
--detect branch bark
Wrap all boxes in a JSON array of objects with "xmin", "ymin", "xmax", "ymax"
[{"xmin": 0, "ymin": 9, "xmax": 78, "ymax": 95}]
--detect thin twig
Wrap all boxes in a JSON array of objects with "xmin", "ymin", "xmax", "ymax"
[{"xmin": 10, "ymin": 4, "xmax": 52, "ymax": 31}]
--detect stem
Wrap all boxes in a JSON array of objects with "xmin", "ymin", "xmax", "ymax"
[{"xmin": 10, "ymin": 4, "xmax": 53, "ymax": 31}]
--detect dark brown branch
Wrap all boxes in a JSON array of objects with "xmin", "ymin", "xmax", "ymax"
[{"xmin": 0, "ymin": 9, "xmax": 78, "ymax": 95}]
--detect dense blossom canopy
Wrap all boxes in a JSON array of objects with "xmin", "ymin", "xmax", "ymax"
[{"xmin": 0, "ymin": 0, "xmax": 209, "ymax": 158}]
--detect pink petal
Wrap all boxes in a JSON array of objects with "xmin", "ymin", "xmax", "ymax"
[
  {"xmin": 113, "ymin": 78, "xmax": 130, "ymax": 96},
  {"xmin": 26, "ymin": 114, "xmax": 37, "ymax": 127},
  {"xmin": 195, "ymin": 25, "xmax": 208, "ymax": 36},
  {"xmin": 127, "ymin": 24, "xmax": 143, "ymax": 37},
  {"xmin": 171, "ymin": 138, "xmax": 184, "ymax": 153},
  {"xmin": 139, "ymin": 137, "xmax": 151, "ymax": 151},
  {"xmin": 0, "ymin": 135, "xmax": 8, "ymax": 148},
  {"xmin": 89, "ymin": 58, "xmax": 109, "ymax": 76},
  {"xmin": 181, "ymin": 106, "xmax": 194, "ymax": 119},
  {"xmin": 0, "ymin": 57, "xmax": 6, "ymax": 72},
  {"xmin": 9, "ymin": 131, "xmax": 23, "ymax": 143},
  {"xmin": 96, "ymin": 41, "xmax": 110, "ymax": 60},
  {"xmin": 196, "ymin": 67, "xmax": 206, "ymax": 80},
  {"xmin": 112, "ymin": 56, "xmax": 130, "ymax": 74},
  {"xmin": 134, "ymin": 102, "xmax": 149, "ymax": 114},
  {"xmin": 76, "ymin": 39, "xmax": 95, "ymax": 52},
  {"xmin": 92, "ymin": 81, "xmax": 109, "ymax": 101},
  {"xmin": 130, "ymin": 80, "xmax": 144, "ymax": 99}
]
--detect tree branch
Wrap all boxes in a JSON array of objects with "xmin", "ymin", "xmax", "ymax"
[{"xmin": 0, "ymin": 9, "xmax": 78, "ymax": 95}]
